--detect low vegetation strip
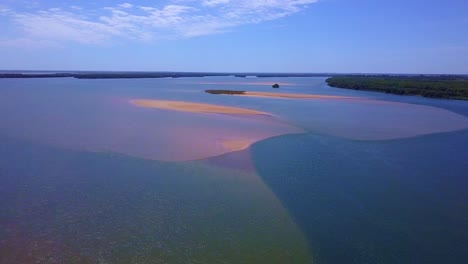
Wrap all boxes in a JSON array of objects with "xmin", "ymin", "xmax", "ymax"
[
  {"xmin": 326, "ymin": 76, "xmax": 468, "ymax": 100},
  {"xmin": 205, "ymin": 90, "xmax": 353, "ymax": 99},
  {"xmin": 205, "ymin": 90, "xmax": 246, "ymax": 95}
]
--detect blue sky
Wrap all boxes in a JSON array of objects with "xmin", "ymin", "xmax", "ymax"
[{"xmin": 0, "ymin": 0, "xmax": 467, "ymax": 73}]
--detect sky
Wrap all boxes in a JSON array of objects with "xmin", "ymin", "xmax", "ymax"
[{"xmin": 0, "ymin": 0, "xmax": 467, "ymax": 74}]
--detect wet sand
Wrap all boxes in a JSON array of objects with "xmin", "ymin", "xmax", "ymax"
[
  {"xmin": 127, "ymin": 98, "xmax": 303, "ymax": 161},
  {"xmin": 243, "ymin": 92, "xmax": 353, "ymax": 99},
  {"xmin": 198, "ymin": 81, "xmax": 298, "ymax": 86},
  {"xmin": 205, "ymin": 90, "xmax": 354, "ymax": 99},
  {"xmin": 131, "ymin": 99, "xmax": 269, "ymax": 115},
  {"xmin": 221, "ymin": 139, "xmax": 253, "ymax": 151}
]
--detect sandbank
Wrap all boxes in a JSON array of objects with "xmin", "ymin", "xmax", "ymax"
[
  {"xmin": 221, "ymin": 139, "xmax": 253, "ymax": 152},
  {"xmin": 243, "ymin": 91, "xmax": 353, "ymax": 99},
  {"xmin": 125, "ymin": 98, "xmax": 303, "ymax": 161},
  {"xmin": 205, "ymin": 90, "xmax": 354, "ymax": 99},
  {"xmin": 198, "ymin": 82, "xmax": 297, "ymax": 86},
  {"xmin": 131, "ymin": 99, "xmax": 269, "ymax": 115}
]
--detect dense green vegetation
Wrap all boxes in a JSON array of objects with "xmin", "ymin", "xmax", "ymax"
[
  {"xmin": 205, "ymin": 90, "xmax": 246, "ymax": 95},
  {"xmin": 326, "ymin": 76, "xmax": 468, "ymax": 100}
]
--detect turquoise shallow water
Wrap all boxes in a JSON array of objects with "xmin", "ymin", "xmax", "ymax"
[
  {"xmin": 0, "ymin": 76, "xmax": 468, "ymax": 263},
  {"xmin": 0, "ymin": 136, "xmax": 309, "ymax": 263}
]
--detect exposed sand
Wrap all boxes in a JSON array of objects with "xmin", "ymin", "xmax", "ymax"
[
  {"xmin": 198, "ymin": 82, "xmax": 297, "ymax": 86},
  {"xmin": 242, "ymin": 92, "xmax": 354, "ymax": 99},
  {"xmin": 131, "ymin": 99, "xmax": 269, "ymax": 115},
  {"xmin": 221, "ymin": 139, "xmax": 253, "ymax": 152},
  {"xmin": 205, "ymin": 90, "xmax": 354, "ymax": 99},
  {"xmin": 125, "ymin": 98, "xmax": 304, "ymax": 161}
]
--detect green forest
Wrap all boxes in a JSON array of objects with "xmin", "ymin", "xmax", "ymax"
[{"xmin": 326, "ymin": 76, "xmax": 468, "ymax": 100}]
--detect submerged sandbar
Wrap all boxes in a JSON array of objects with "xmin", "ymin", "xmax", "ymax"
[
  {"xmin": 131, "ymin": 99, "xmax": 269, "ymax": 115},
  {"xmin": 126, "ymin": 98, "xmax": 303, "ymax": 161}
]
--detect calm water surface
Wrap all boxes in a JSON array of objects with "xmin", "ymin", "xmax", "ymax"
[{"xmin": 0, "ymin": 77, "xmax": 467, "ymax": 263}]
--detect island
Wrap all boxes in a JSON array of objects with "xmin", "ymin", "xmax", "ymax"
[
  {"xmin": 205, "ymin": 90, "xmax": 246, "ymax": 95},
  {"xmin": 272, "ymin": 83, "xmax": 280, "ymax": 88},
  {"xmin": 326, "ymin": 75, "xmax": 468, "ymax": 100}
]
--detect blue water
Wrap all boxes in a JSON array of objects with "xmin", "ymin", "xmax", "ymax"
[
  {"xmin": 1, "ymin": 76, "xmax": 468, "ymax": 263},
  {"xmin": 252, "ymin": 131, "xmax": 468, "ymax": 263},
  {"xmin": 0, "ymin": 136, "xmax": 309, "ymax": 263}
]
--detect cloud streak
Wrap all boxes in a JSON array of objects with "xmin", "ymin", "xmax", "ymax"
[{"xmin": 0, "ymin": 0, "xmax": 318, "ymax": 46}]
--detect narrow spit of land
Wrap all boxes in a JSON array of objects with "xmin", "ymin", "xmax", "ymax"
[
  {"xmin": 205, "ymin": 90, "xmax": 353, "ymax": 99},
  {"xmin": 326, "ymin": 75, "xmax": 468, "ymax": 100},
  {"xmin": 130, "ymin": 99, "xmax": 270, "ymax": 115}
]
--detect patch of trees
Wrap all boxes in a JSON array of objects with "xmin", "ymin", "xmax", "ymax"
[
  {"xmin": 326, "ymin": 76, "xmax": 468, "ymax": 100},
  {"xmin": 205, "ymin": 90, "xmax": 246, "ymax": 95}
]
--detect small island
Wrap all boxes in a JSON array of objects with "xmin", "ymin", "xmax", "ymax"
[
  {"xmin": 326, "ymin": 75, "xmax": 468, "ymax": 100},
  {"xmin": 205, "ymin": 90, "xmax": 246, "ymax": 95},
  {"xmin": 272, "ymin": 83, "xmax": 280, "ymax": 88}
]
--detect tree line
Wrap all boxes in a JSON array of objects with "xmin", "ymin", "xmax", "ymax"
[{"xmin": 326, "ymin": 76, "xmax": 468, "ymax": 100}]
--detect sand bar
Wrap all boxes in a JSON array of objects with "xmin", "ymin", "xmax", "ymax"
[
  {"xmin": 198, "ymin": 82, "xmax": 297, "ymax": 86},
  {"xmin": 131, "ymin": 99, "xmax": 269, "ymax": 115},
  {"xmin": 205, "ymin": 90, "xmax": 354, "ymax": 99},
  {"xmin": 221, "ymin": 139, "xmax": 254, "ymax": 152},
  {"xmin": 243, "ymin": 91, "xmax": 353, "ymax": 99}
]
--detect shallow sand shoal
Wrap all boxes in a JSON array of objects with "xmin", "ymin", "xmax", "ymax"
[
  {"xmin": 199, "ymin": 82, "xmax": 298, "ymax": 86},
  {"xmin": 242, "ymin": 92, "xmax": 354, "ymax": 99},
  {"xmin": 131, "ymin": 99, "xmax": 269, "ymax": 115},
  {"xmin": 205, "ymin": 90, "xmax": 355, "ymax": 99},
  {"xmin": 221, "ymin": 139, "xmax": 253, "ymax": 152},
  {"xmin": 126, "ymin": 98, "xmax": 304, "ymax": 161}
]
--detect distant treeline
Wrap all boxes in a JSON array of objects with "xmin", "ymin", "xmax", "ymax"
[
  {"xmin": 0, "ymin": 73, "xmax": 74, "ymax": 78},
  {"xmin": 0, "ymin": 72, "xmax": 230, "ymax": 79},
  {"xmin": 326, "ymin": 76, "xmax": 468, "ymax": 100},
  {"xmin": 0, "ymin": 72, "xmax": 340, "ymax": 79}
]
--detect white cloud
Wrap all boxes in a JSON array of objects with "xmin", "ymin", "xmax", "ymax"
[
  {"xmin": 118, "ymin": 3, "xmax": 134, "ymax": 9},
  {"xmin": 139, "ymin": 6, "xmax": 156, "ymax": 12},
  {"xmin": 12, "ymin": 10, "xmax": 122, "ymax": 44},
  {"xmin": 202, "ymin": 0, "xmax": 230, "ymax": 7},
  {"xmin": 0, "ymin": 0, "xmax": 318, "ymax": 46},
  {"xmin": 0, "ymin": 7, "xmax": 12, "ymax": 15}
]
